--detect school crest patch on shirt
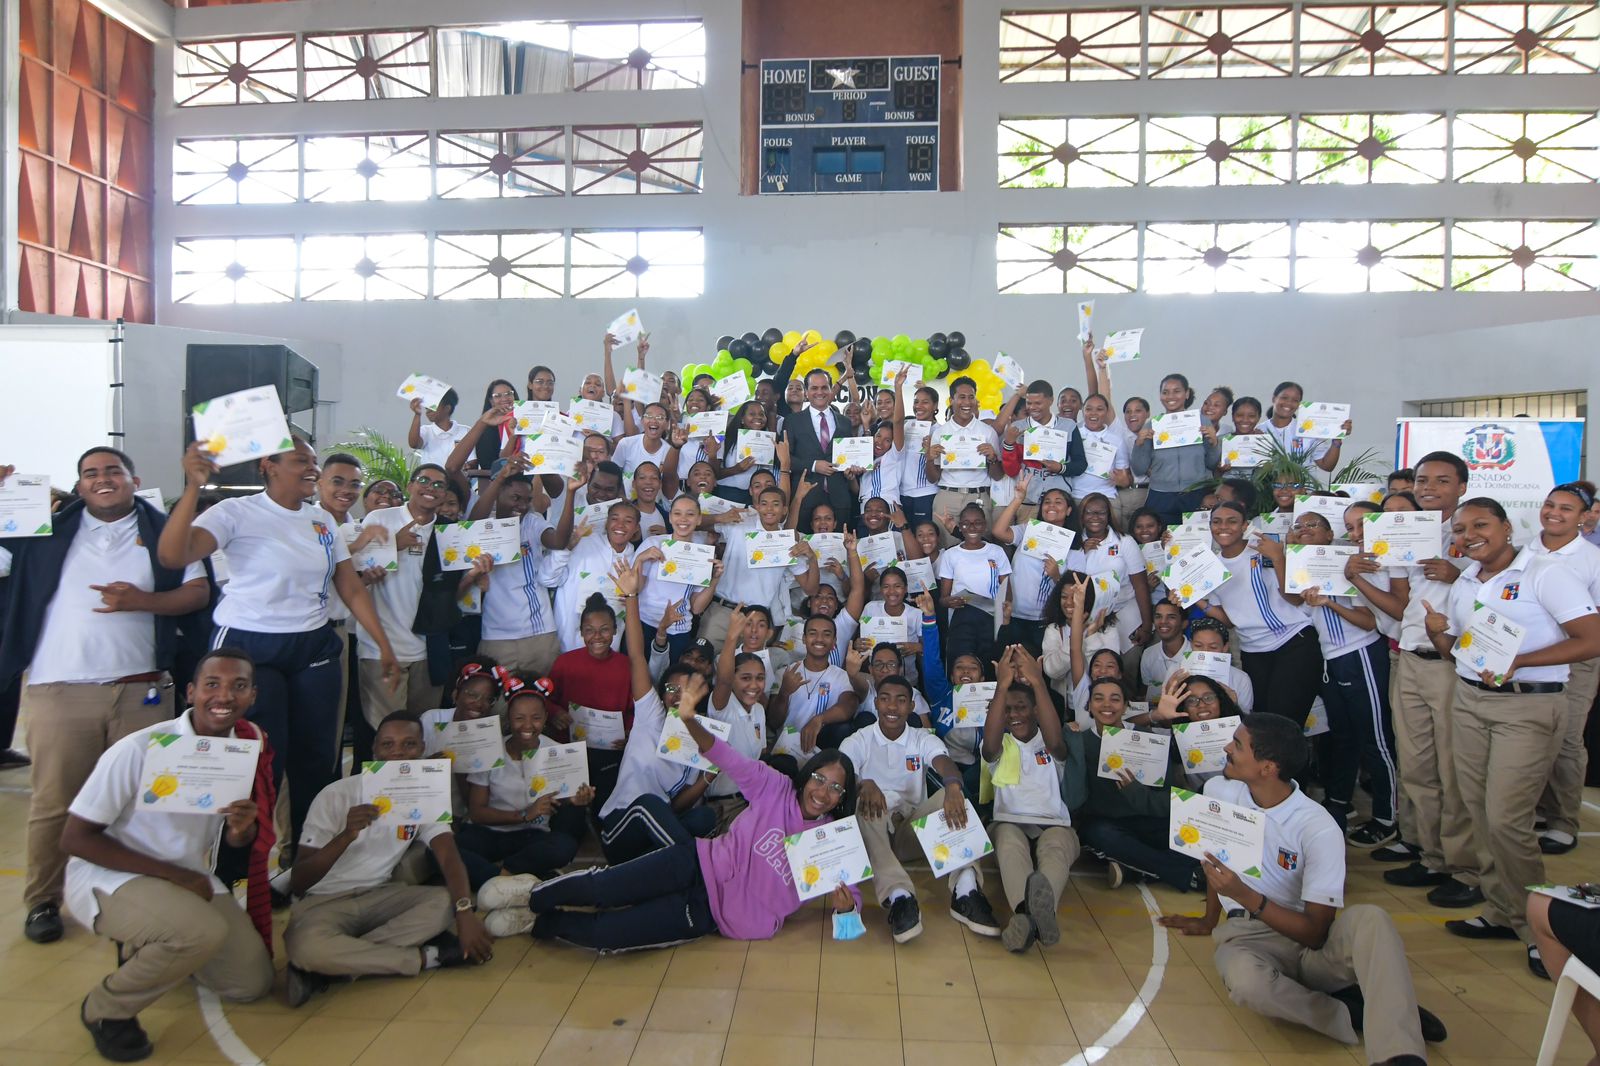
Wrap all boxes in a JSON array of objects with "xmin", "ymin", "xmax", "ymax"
[
  {"xmin": 1276, "ymin": 847, "xmax": 1299, "ymax": 871},
  {"xmin": 1500, "ymin": 583, "xmax": 1520, "ymax": 601},
  {"xmin": 904, "ymin": 755, "xmax": 923, "ymax": 772},
  {"xmin": 1035, "ymin": 751, "xmax": 1052, "ymax": 766}
]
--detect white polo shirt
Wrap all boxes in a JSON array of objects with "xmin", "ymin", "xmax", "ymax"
[
  {"xmin": 599, "ymin": 689, "xmax": 698, "ymax": 819},
  {"xmin": 418, "ymin": 420, "xmax": 471, "ymax": 470},
  {"xmin": 466, "ymin": 743, "xmax": 556, "ymax": 833},
  {"xmin": 1446, "ymin": 547, "xmax": 1597, "ymax": 683},
  {"xmin": 1007, "ymin": 522, "xmax": 1067, "ymax": 623},
  {"xmin": 706, "ymin": 693, "xmax": 766, "ymax": 799},
  {"xmin": 28, "ymin": 511, "xmax": 205, "ymax": 684},
  {"xmin": 196, "ymin": 492, "xmax": 350, "ymax": 634},
  {"xmin": 637, "ymin": 531, "xmax": 704, "ymax": 632},
  {"xmin": 780, "ymin": 662, "xmax": 856, "ymax": 733},
  {"xmin": 611, "ymin": 434, "xmax": 671, "ymax": 477},
  {"xmin": 552, "ymin": 534, "xmax": 636, "ymax": 653},
  {"xmin": 1140, "ymin": 639, "xmax": 1190, "ymax": 693},
  {"xmin": 936, "ymin": 542, "xmax": 1011, "ymax": 607},
  {"xmin": 839, "ymin": 722, "xmax": 950, "ymax": 818},
  {"xmin": 356, "ymin": 505, "xmax": 430, "ymax": 662},
  {"xmin": 933, "ymin": 416, "xmax": 999, "ymax": 489},
  {"xmin": 1399, "ymin": 515, "xmax": 1468, "ymax": 652},
  {"xmin": 988, "ymin": 729, "xmax": 1072, "ymax": 829},
  {"xmin": 481, "ymin": 511, "xmax": 557, "ymax": 641},
  {"xmin": 1309, "ymin": 597, "xmax": 1384, "ymax": 661},
  {"xmin": 1526, "ymin": 534, "xmax": 1600, "ymax": 605},
  {"xmin": 1070, "ymin": 532, "xmax": 1142, "ymax": 614},
  {"xmin": 718, "ymin": 517, "xmax": 811, "ymax": 617},
  {"xmin": 1204, "ymin": 776, "xmax": 1344, "ymax": 913},
  {"xmin": 299, "ymin": 774, "xmax": 450, "ymax": 897},
  {"xmin": 858, "ymin": 682, "xmax": 932, "ymax": 725},
  {"xmin": 858, "ymin": 445, "xmax": 903, "ymax": 510},
  {"xmin": 64, "ymin": 711, "xmax": 234, "ymax": 927}
]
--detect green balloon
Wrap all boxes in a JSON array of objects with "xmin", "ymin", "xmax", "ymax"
[{"xmin": 732, "ymin": 358, "xmax": 753, "ymax": 377}]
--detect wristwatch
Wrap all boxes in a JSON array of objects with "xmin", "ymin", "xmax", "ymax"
[
  {"xmin": 1247, "ymin": 893, "xmax": 1268, "ymax": 920},
  {"xmin": 454, "ymin": 897, "xmax": 474, "ymax": 914}
]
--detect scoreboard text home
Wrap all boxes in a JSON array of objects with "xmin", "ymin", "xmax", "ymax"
[{"xmin": 759, "ymin": 56, "xmax": 941, "ymax": 194}]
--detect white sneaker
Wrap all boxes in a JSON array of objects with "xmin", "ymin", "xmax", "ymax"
[
  {"xmin": 477, "ymin": 873, "xmax": 540, "ymax": 912},
  {"xmin": 484, "ymin": 906, "xmax": 536, "ymax": 938}
]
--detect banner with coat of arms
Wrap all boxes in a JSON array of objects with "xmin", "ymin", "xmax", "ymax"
[{"xmin": 1395, "ymin": 418, "xmax": 1585, "ymax": 542}]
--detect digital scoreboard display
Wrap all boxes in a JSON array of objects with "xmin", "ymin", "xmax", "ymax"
[{"xmin": 758, "ymin": 55, "xmax": 940, "ymax": 194}]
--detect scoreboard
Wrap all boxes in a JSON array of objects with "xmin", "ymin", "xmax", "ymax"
[{"xmin": 758, "ymin": 55, "xmax": 940, "ymax": 194}]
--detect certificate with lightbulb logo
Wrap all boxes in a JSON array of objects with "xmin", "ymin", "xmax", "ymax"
[
  {"xmin": 138, "ymin": 733, "xmax": 260, "ymax": 815},
  {"xmin": 784, "ymin": 816, "xmax": 873, "ymax": 902}
]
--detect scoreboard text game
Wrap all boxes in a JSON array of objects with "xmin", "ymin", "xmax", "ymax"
[{"xmin": 759, "ymin": 55, "xmax": 941, "ymax": 194}]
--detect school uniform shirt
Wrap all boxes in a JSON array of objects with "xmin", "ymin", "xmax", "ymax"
[
  {"xmin": 1069, "ymin": 533, "xmax": 1142, "ymax": 617},
  {"xmin": 1526, "ymin": 535, "xmax": 1600, "ymax": 605},
  {"xmin": 598, "ymin": 689, "xmax": 698, "ymax": 819},
  {"xmin": 480, "ymin": 511, "xmax": 557, "ymax": 642},
  {"xmin": 634, "ymin": 500, "xmax": 670, "ymax": 541},
  {"xmin": 637, "ymin": 532, "xmax": 703, "ymax": 632},
  {"xmin": 1203, "ymin": 777, "xmax": 1345, "ymax": 913},
  {"xmin": 828, "ymin": 611, "xmax": 860, "ymax": 669},
  {"xmin": 936, "ymin": 542, "xmax": 1012, "ymax": 612},
  {"xmin": 900, "ymin": 423, "xmax": 936, "ymax": 501},
  {"xmin": 706, "ymin": 693, "xmax": 766, "ymax": 799},
  {"xmin": 839, "ymin": 723, "xmax": 950, "ymax": 818},
  {"xmin": 718, "ymin": 517, "xmax": 811, "ymax": 618},
  {"xmin": 419, "ymin": 707, "xmax": 459, "ymax": 755},
  {"xmin": 1264, "ymin": 418, "xmax": 1332, "ymax": 465},
  {"xmin": 1041, "ymin": 623, "xmax": 1120, "ymax": 721},
  {"xmin": 299, "ymin": 775, "xmax": 451, "ymax": 897},
  {"xmin": 1070, "ymin": 424, "xmax": 1131, "ymax": 500},
  {"xmin": 195, "ymin": 492, "xmax": 350, "ymax": 634},
  {"xmin": 1355, "ymin": 568, "xmax": 1401, "ymax": 641},
  {"xmin": 988, "ymin": 729, "xmax": 1072, "ymax": 829},
  {"xmin": 611, "ymin": 434, "xmax": 672, "ymax": 477},
  {"xmin": 1444, "ymin": 547, "xmax": 1597, "ymax": 683},
  {"xmin": 1140, "ymin": 639, "xmax": 1190, "ymax": 694},
  {"xmin": 717, "ymin": 431, "xmax": 770, "ymax": 493},
  {"xmin": 676, "ymin": 435, "xmax": 714, "ymax": 484},
  {"xmin": 418, "ymin": 420, "xmax": 471, "ymax": 470},
  {"xmin": 355, "ymin": 506, "xmax": 430, "ymax": 663},
  {"xmin": 1112, "ymin": 420, "xmax": 1149, "ymax": 488},
  {"xmin": 857, "ymin": 445, "xmax": 904, "ymax": 510},
  {"xmin": 1206, "ymin": 547, "xmax": 1314, "ymax": 653},
  {"xmin": 1007, "ymin": 522, "xmax": 1067, "ymax": 622},
  {"xmin": 1399, "ymin": 518, "xmax": 1469, "ymax": 652},
  {"xmin": 63, "ymin": 711, "xmax": 233, "ymax": 927},
  {"xmin": 780, "ymin": 662, "xmax": 856, "ymax": 733},
  {"xmin": 26, "ymin": 510, "xmax": 205, "ymax": 684},
  {"xmin": 934, "ymin": 417, "xmax": 1000, "ymax": 489},
  {"xmin": 861, "ymin": 598, "xmax": 921, "ymax": 684},
  {"xmin": 467, "ymin": 743, "xmax": 559, "ymax": 833},
  {"xmin": 858, "ymin": 683, "xmax": 933, "ymax": 725},
  {"xmin": 553, "ymin": 535, "xmax": 636, "ymax": 653},
  {"xmin": 1308, "ymin": 597, "xmax": 1384, "ymax": 661}
]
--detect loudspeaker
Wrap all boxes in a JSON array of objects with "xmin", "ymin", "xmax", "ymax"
[{"xmin": 184, "ymin": 344, "xmax": 319, "ymax": 487}]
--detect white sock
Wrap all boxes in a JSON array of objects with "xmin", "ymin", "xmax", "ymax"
[
  {"xmin": 421, "ymin": 945, "xmax": 440, "ymax": 970},
  {"xmin": 953, "ymin": 869, "xmax": 978, "ymax": 898},
  {"xmin": 1544, "ymin": 830, "xmax": 1576, "ymax": 845},
  {"xmin": 886, "ymin": 889, "xmax": 912, "ymax": 905}
]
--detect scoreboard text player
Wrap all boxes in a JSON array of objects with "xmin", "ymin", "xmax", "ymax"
[{"xmin": 759, "ymin": 55, "xmax": 941, "ymax": 194}]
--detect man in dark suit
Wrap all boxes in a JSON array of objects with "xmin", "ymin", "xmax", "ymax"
[{"xmin": 783, "ymin": 367, "xmax": 859, "ymax": 529}]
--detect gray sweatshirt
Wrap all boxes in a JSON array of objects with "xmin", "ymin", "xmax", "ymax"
[{"xmin": 1130, "ymin": 416, "xmax": 1221, "ymax": 492}]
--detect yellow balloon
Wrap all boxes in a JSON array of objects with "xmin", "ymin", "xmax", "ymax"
[
  {"xmin": 803, "ymin": 329, "xmax": 822, "ymax": 345},
  {"xmin": 814, "ymin": 341, "xmax": 837, "ymax": 359},
  {"xmin": 771, "ymin": 341, "xmax": 792, "ymax": 360},
  {"xmin": 783, "ymin": 331, "xmax": 801, "ymax": 347},
  {"xmin": 969, "ymin": 359, "xmax": 991, "ymax": 376}
]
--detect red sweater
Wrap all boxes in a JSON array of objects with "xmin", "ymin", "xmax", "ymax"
[{"xmin": 547, "ymin": 648, "xmax": 634, "ymax": 742}]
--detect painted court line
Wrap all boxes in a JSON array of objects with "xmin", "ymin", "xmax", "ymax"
[
  {"xmin": 1063, "ymin": 883, "xmax": 1169, "ymax": 1065},
  {"xmin": 196, "ymin": 986, "xmax": 263, "ymax": 1066}
]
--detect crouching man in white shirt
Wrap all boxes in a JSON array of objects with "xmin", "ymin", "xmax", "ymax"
[
  {"xmin": 1159, "ymin": 715, "xmax": 1447, "ymax": 1066},
  {"xmin": 283, "ymin": 712, "xmax": 492, "ymax": 1008},
  {"xmin": 61, "ymin": 649, "xmax": 274, "ymax": 1063}
]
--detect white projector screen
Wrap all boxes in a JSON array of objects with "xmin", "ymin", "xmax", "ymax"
[{"xmin": 0, "ymin": 324, "xmax": 118, "ymax": 488}]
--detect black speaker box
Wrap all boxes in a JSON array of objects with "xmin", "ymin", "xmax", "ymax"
[{"xmin": 184, "ymin": 344, "xmax": 319, "ymax": 487}]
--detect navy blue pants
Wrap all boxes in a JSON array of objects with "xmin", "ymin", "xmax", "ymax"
[
  {"xmin": 211, "ymin": 623, "xmax": 343, "ymax": 846},
  {"xmin": 1240, "ymin": 628, "xmax": 1324, "ymax": 725},
  {"xmin": 453, "ymin": 803, "xmax": 590, "ymax": 890},
  {"xmin": 1080, "ymin": 814, "xmax": 1200, "ymax": 891},
  {"xmin": 946, "ymin": 605, "xmax": 997, "ymax": 669},
  {"xmin": 1144, "ymin": 488, "xmax": 1208, "ymax": 527},
  {"xmin": 599, "ymin": 793, "xmax": 716, "ymax": 865},
  {"xmin": 637, "ymin": 622, "xmax": 694, "ymax": 664},
  {"xmin": 530, "ymin": 841, "xmax": 717, "ymax": 952},
  {"xmin": 902, "ymin": 493, "xmax": 935, "ymax": 532},
  {"xmin": 1321, "ymin": 640, "xmax": 1397, "ymax": 824}
]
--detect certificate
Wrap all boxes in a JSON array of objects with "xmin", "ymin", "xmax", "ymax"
[
  {"xmin": 1253, "ymin": 512, "xmax": 1292, "ymax": 545},
  {"xmin": 1077, "ymin": 300, "xmax": 1095, "ymax": 343},
  {"xmin": 522, "ymin": 432, "xmax": 582, "ymax": 478},
  {"xmin": 512, "ymin": 401, "xmax": 559, "ymax": 435},
  {"xmin": 1020, "ymin": 519, "xmax": 1076, "ymax": 565},
  {"xmin": 938, "ymin": 434, "xmax": 986, "ymax": 470},
  {"xmin": 1293, "ymin": 494, "xmax": 1351, "ymax": 528},
  {"xmin": 607, "ymin": 307, "xmax": 643, "ymax": 346},
  {"xmin": 831, "ymin": 436, "xmax": 875, "ymax": 471},
  {"xmin": 1303, "ymin": 698, "xmax": 1330, "ymax": 737},
  {"xmin": 1284, "ymin": 544, "xmax": 1358, "ymax": 596},
  {"xmin": 621, "ymin": 367, "xmax": 663, "ymax": 406},
  {"xmin": 771, "ymin": 725, "xmax": 818, "ymax": 763},
  {"xmin": 567, "ymin": 398, "xmax": 616, "ymax": 436},
  {"xmin": 1530, "ymin": 885, "xmax": 1600, "ymax": 911},
  {"xmin": 570, "ymin": 705, "xmax": 626, "ymax": 750},
  {"xmin": 1167, "ymin": 526, "xmax": 1212, "ymax": 562},
  {"xmin": 745, "ymin": 528, "xmax": 796, "ymax": 569},
  {"xmin": 1173, "ymin": 716, "xmax": 1241, "ymax": 775},
  {"xmin": 571, "ymin": 563, "xmax": 625, "ymax": 618},
  {"xmin": 902, "ymin": 419, "xmax": 933, "ymax": 457},
  {"xmin": 1102, "ymin": 328, "xmax": 1143, "ymax": 364},
  {"xmin": 396, "ymin": 373, "xmax": 450, "ymax": 410},
  {"xmin": 660, "ymin": 538, "xmax": 714, "ymax": 587},
  {"xmin": 1334, "ymin": 482, "xmax": 1385, "ymax": 505},
  {"xmin": 951, "ymin": 682, "xmax": 997, "ymax": 728},
  {"xmin": 1454, "ymin": 602, "xmax": 1526, "ymax": 684},
  {"xmin": 912, "ymin": 800, "xmax": 994, "ymax": 877},
  {"xmin": 1362, "ymin": 511, "xmax": 1442, "ymax": 567},
  {"xmin": 1180, "ymin": 650, "xmax": 1232, "ymax": 684},
  {"xmin": 191, "ymin": 385, "xmax": 294, "ymax": 468},
  {"xmin": 342, "ymin": 522, "xmax": 397, "ymax": 573},
  {"xmin": 1151, "ymin": 410, "xmax": 1202, "ymax": 450},
  {"xmin": 1022, "ymin": 424, "xmax": 1069, "ymax": 465},
  {"xmin": 860, "ymin": 612, "xmax": 911, "ymax": 649},
  {"xmin": 686, "ymin": 410, "xmax": 728, "ymax": 439},
  {"xmin": 1090, "ymin": 570, "xmax": 1123, "ymax": 608},
  {"xmin": 735, "ymin": 429, "xmax": 776, "ymax": 465},
  {"xmin": 784, "ymin": 815, "xmax": 874, "ymax": 902},
  {"xmin": 1169, "ymin": 786, "xmax": 1267, "ymax": 878},
  {"xmin": 435, "ymin": 718, "xmax": 507, "ymax": 774},
  {"xmin": 1179, "ymin": 510, "xmax": 1211, "ymax": 533},
  {"xmin": 1297, "ymin": 401, "xmax": 1350, "ymax": 439},
  {"xmin": 991, "ymin": 353, "xmax": 1026, "ymax": 392},
  {"xmin": 361, "ymin": 758, "xmax": 453, "ymax": 826},
  {"xmin": 1082, "ymin": 436, "xmax": 1119, "ymax": 479},
  {"xmin": 901, "ymin": 557, "xmax": 936, "ymax": 594},
  {"xmin": 697, "ymin": 492, "xmax": 743, "ymax": 517},
  {"xmin": 657, "ymin": 711, "xmax": 731, "ymax": 771},
  {"xmin": 435, "ymin": 517, "xmax": 522, "ymax": 572},
  {"xmin": 0, "ymin": 474, "xmax": 53, "ymax": 537},
  {"xmin": 573, "ymin": 497, "xmax": 619, "ymax": 535},
  {"xmin": 1140, "ymin": 541, "xmax": 1168, "ymax": 577},
  {"xmin": 856, "ymin": 531, "xmax": 901, "ymax": 571},
  {"xmin": 711, "ymin": 373, "xmax": 751, "ymax": 409},
  {"xmin": 1221, "ymin": 434, "xmax": 1272, "ymax": 469},
  {"xmin": 1161, "ymin": 546, "xmax": 1232, "ymax": 607},
  {"xmin": 882, "ymin": 360, "xmax": 924, "ymax": 388},
  {"xmin": 804, "ymin": 532, "xmax": 847, "ymax": 567},
  {"xmin": 536, "ymin": 409, "xmax": 581, "ymax": 439},
  {"xmin": 524, "ymin": 741, "xmax": 588, "ymax": 800},
  {"xmin": 1097, "ymin": 726, "xmax": 1170, "ymax": 787},
  {"xmin": 138, "ymin": 732, "xmax": 260, "ymax": 814}
]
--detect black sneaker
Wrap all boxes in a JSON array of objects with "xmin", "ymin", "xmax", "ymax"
[
  {"xmin": 80, "ymin": 998, "xmax": 152, "ymax": 1062},
  {"xmin": 25, "ymin": 902, "xmax": 64, "ymax": 944},
  {"xmin": 1001, "ymin": 912, "xmax": 1037, "ymax": 953},
  {"xmin": 285, "ymin": 964, "xmax": 328, "ymax": 1009},
  {"xmin": 1426, "ymin": 878, "xmax": 1484, "ymax": 909},
  {"xmin": 1331, "ymin": 985, "xmax": 1447, "ymax": 1044},
  {"xmin": 1383, "ymin": 862, "xmax": 1449, "ymax": 888},
  {"xmin": 887, "ymin": 895, "xmax": 923, "ymax": 943},
  {"xmin": 1540, "ymin": 833, "xmax": 1578, "ymax": 855},
  {"xmin": 1444, "ymin": 916, "xmax": 1517, "ymax": 940},
  {"xmin": 425, "ymin": 931, "xmax": 478, "ymax": 968},
  {"xmin": 950, "ymin": 888, "xmax": 1001, "ymax": 937},
  {"xmin": 1024, "ymin": 871, "xmax": 1059, "ymax": 947},
  {"xmin": 1530, "ymin": 945, "xmax": 1550, "ymax": 980},
  {"xmin": 1346, "ymin": 820, "xmax": 1399, "ymax": 848},
  {"xmin": 0, "ymin": 748, "xmax": 30, "ymax": 770},
  {"xmin": 1371, "ymin": 840, "xmax": 1421, "ymax": 864}
]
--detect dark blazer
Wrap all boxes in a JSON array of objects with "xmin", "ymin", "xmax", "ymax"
[{"xmin": 783, "ymin": 402, "xmax": 858, "ymax": 526}]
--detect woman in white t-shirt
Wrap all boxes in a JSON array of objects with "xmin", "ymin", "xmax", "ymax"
[
  {"xmin": 633, "ymin": 495, "xmax": 722, "ymax": 661},
  {"xmin": 159, "ymin": 439, "xmax": 402, "ymax": 848},
  {"xmin": 712, "ymin": 401, "xmax": 782, "ymax": 505},
  {"xmin": 936, "ymin": 502, "xmax": 1013, "ymax": 668},
  {"xmin": 611, "ymin": 403, "xmax": 674, "ymax": 477},
  {"xmin": 1069, "ymin": 394, "xmax": 1133, "ymax": 502},
  {"xmin": 1071, "ymin": 493, "xmax": 1153, "ymax": 654},
  {"xmin": 992, "ymin": 476, "xmax": 1079, "ymax": 654}
]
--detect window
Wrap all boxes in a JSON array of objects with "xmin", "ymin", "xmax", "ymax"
[
  {"xmin": 1419, "ymin": 390, "xmax": 1586, "ymax": 419},
  {"xmin": 1144, "ymin": 221, "xmax": 1291, "ymax": 292},
  {"xmin": 301, "ymin": 233, "xmax": 429, "ymax": 300},
  {"xmin": 570, "ymin": 123, "xmax": 704, "ymax": 195},
  {"xmin": 1295, "ymin": 112, "xmax": 1447, "ymax": 183},
  {"xmin": 1450, "ymin": 220, "xmax": 1599, "ymax": 290},
  {"xmin": 174, "ymin": 37, "xmax": 297, "ymax": 106},
  {"xmin": 569, "ymin": 229, "xmax": 703, "ymax": 298},
  {"xmin": 303, "ymin": 31, "xmax": 432, "ymax": 101},
  {"xmin": 998, "ymin": 117, "xmax": 1140, "ymax": 188},
  {"xmin": 1298, "ymin": 4, "xmax": 1450, "ymax": 75},
  {"xmin": 996, "ymin": 224, "xmax": 1140, "ymax": 293},
  {"xmin": 1453, "ymin": 2, "xmax": 1600, "ymax": 73},
  {"xmin": 1453, "ymin": 112, "xmax": 1600, "ymax": 182},
  {"xmin": 570, "ymin": 21, "xmax": 706, "ymax": 90},
  {"xmin": 1145, "ymin": 115, "xmax": 1292, "ymax": 185},
  {"xmin": 435, "ymin": 23, "xmax": 573, "ymax": 97},
  {"xmin": 998, "ymin": 9, "xmax": 1144, "ymax": 81},
  {"xmin": 436, "ymin": 129, "xmax": 566, "ymax": 198},
  {"xmin": 434, "ymin": 231, "xmax": 565, "ymax": 299},
  {"xmin": 1148, "ymin": 6, "xmax": 1296, "ymax": 78},
  {"xmin": 1295, "ymin": 220, "xmax": 1446, "ymax": 291},
  {"xmin": 303, "ymin": 133, "xmax": 431, "ymax": 202},
  {"xmin": 172, "ymin": 237, "xmax": 297, "ymax": 303},
  {"xmin": 174, "ymin": 137, "xmax": 298, "ymax": 204}
]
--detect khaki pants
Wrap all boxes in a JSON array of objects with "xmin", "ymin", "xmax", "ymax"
[
  {"xmin": 86, "ymin": 876, "xmax": 272, "ymax": 1022},
  {"xmin": 1537, "ymin": 657, "xmax": 1600, "ymax": 837},
  {"xmin": 1212, "ymin": 905, "xmax": 1424, "ymax": 1063},
  {"xmin": 284, "ymin": 884, "xmax": 452, "ymax": 977},
  {"xmin": 1451, "ymin": 680, "xmax": 1564, "ymax": 940},
  {"xmin": 1387, "ymin": 647, "xmax": 1419, "ymax": 844},
  {"xmin": 698, "ymin": 601, "xmax": 736, "ymax": 649},
  {"xmin": 858, "ymin": 789, "xmax": 984, "ymax": 905},
  {"xmin": 1012, "ymin": 503, "xmax": 1039, "ymax": 528},
  {"xmin": 22, "ymin": 678, "xmax": 170, "ymax": 907},
  {"xmin": 992, "ymin": 822, "xmax": 1078, "ymax": 910},
  {"xmin": 477, "ymin": 634, "xmax": 561, "ymax": 676},
  {"xmin": 358, "ymin": 659, "xmax": 441, "ymax": 729},
  {"xmin": 932, "ymin": 488, "xmax": 992, "ymax": 548},
  {"xmin": 1113, "ymin": 485, "xmax": 1149, "ymax": 533},
  {"xmin": 1392, "ymin": 652, "xmax": 1476, "ymax": 879}
]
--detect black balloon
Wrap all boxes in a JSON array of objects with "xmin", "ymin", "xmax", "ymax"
[
  {"xmin": 854, "ymin": 336, "xmax": 873, "ymax": 356},
  {"xmin": 741, "ymin": 331, "xmax": 759, "ymax": 345},
  {"xmin": 715, "ymin": 334, "xmax": 735, "ymax": 351},
  {"xmin": 834, "ymin": 330, "xmax": 856, "ymax": 347},
  {"xmin": 928, "ymin": 337, "xmax": 948, "ymax": 357},
  {"xmin": 754, "ymin": 353, "xmax": 776, "ymax": 375},
  {"xmin": 947, "ymin": 347, "xmax": 971, "ymax": 371},
  {"xmin": 729, "ymin": 338, "xmax": 751, "ymax": 359},
  {"xmin": 947, "ymin": 330, "xmax": 966, "ymax": 349},
  {"xmin": 928, "ymin": 332, "xmax": 947, "ymax": 347},
  {"xmin": 762, "ymin": 327, "xmax": 783, "ymax": 344},
  {"xmin": 851, "ymin": 347, "xmax": 872, "ymax": 372}
]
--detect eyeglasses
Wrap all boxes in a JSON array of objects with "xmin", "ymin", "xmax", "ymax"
[
  {"xmin": 664, "ymin": 683, "xmax": 682, "ymax": 695},
  {"xmin": 412, "ymin": 476, "xmax": 448, "ymax": 489},
  {"xmin": 530, "ymin": 377, "xmax": 555, "ymax": 387},
  {"xmin": 809, "ymin": 772, "xmax": 846, "ymax": 796},
  {"xmin": 1184, "ymin": 692, "xmax": 1220, "ymax": 707},
  {"xmin": 491, "ymin": 391, "xmax": 517, "ymax": 401}
]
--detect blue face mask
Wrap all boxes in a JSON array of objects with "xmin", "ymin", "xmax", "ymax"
[{"xmin": 832, "ymin": 908, "xmax": 866, "ymax": 941}]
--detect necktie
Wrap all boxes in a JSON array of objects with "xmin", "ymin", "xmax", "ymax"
[{"xmin": 819, "ymin": 411, "xmax": 832, "ymax": 455}]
